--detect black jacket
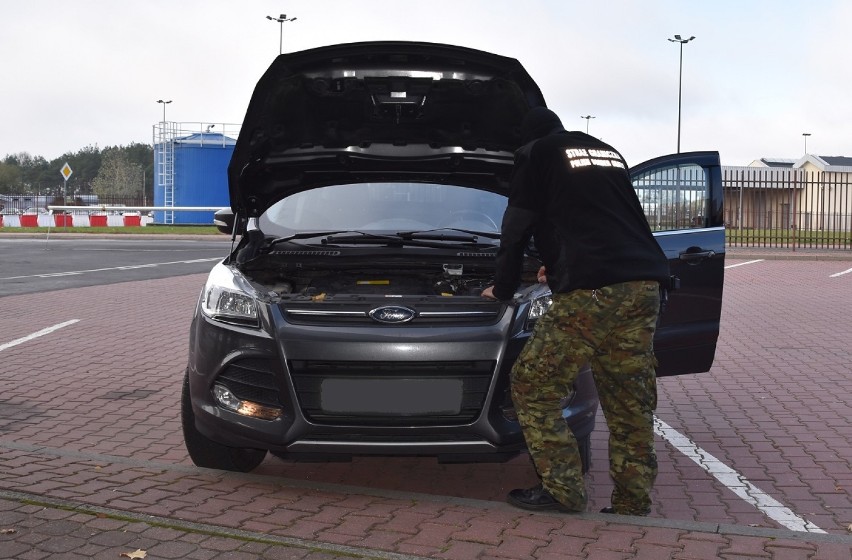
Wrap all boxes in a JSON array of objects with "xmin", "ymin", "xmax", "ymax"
[{"xmin": 491, "ymin": 131, "xmax": 670, "ymax": 300}]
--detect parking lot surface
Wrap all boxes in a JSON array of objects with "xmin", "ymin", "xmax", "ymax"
[{"xmin": 1, "ymin": 244, "xmax": 851, "ymax": 558}]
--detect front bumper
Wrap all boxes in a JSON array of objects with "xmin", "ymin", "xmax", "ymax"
[{"xmin": 186, "ymin": 298, "xmax": 597, "ymax": 460}]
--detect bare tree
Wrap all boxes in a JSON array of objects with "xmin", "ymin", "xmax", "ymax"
[{"xmin": 92, "ymin": 149, "xmax": 144, "ymax": 199}]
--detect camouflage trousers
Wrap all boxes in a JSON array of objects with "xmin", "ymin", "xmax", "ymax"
[{"xmin": 511, "ymin": 280, "xmax": 660, "ymax": 514}]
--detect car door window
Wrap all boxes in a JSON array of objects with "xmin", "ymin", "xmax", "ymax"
[{"xmin": 632, "ymin": 163, "xmax": 710, "ymax": 231}]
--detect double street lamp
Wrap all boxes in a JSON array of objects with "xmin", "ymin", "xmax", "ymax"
[
  {"xmin": 668, "ymin": 34, "xmax": 695, "ymax": 153},
  {"xmin": 266, "ymin": 13, "xmax": 297, "ymax": 55},
  {"xmin": 157, "ymin": 99, "xmax": 172, "ymax": 124},
  {"xmin": 802, "ymin": 132, "xmax": 811, "ymax": 154},
  {"xmin": 580, "ymin": 115, "xmax": 596, "ymax": 134}
]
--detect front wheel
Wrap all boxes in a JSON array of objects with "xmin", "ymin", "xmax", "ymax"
[{"xmin": 181, "ymin": 372, "xmax": 267, "ymax": 472}]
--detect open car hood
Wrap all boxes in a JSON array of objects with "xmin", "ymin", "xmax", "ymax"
[{"xmin": 228, "ymin": 41, "xmax": 546, "ymax": 216}]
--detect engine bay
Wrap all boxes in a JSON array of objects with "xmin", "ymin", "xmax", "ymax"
[{"xmin": 241, "ymin": 258, "xmax": 497, "ymax": 299}]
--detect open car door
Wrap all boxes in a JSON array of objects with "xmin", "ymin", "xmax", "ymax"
[{"xmin": 630, "ymin": 151, "xmax": 725, "ymax": 376}]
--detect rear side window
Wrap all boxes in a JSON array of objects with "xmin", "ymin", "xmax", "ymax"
[{"xmin": 632, "ymin": 163, "xmax": 709, "ymax": 231}]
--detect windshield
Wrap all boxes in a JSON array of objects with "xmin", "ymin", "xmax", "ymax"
[{"xmin": 259, "ymin": 182, "xmax": 507, "ymax": 238}]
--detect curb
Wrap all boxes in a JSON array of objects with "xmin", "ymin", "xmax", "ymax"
[{"xmin": 1, "ymin": 490, "xmax": 425, "ymax": 560}]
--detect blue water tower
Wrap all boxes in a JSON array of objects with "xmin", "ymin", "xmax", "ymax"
[{"xmin": 153, "ymin": 130, "xmax": 235, "ymax": 224}]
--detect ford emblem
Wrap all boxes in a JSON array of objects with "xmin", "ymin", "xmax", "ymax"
[{"xmin": 369, "ymin": 306, "xmax": 416, "ymax": 324}]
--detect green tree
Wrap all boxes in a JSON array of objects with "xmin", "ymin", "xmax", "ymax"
[
  {"xmin": 49, "ymin": 145, "xmax": 103, "ymax": 195},
  {"xmin": 0, "ymin": 162, "xmax": 20, "ymax": 193},
  {"xmin": 92, "ymin": 148, "xmax": 145, "ymax": 200},
  {"xmin": 1, "ymin": 152, "xmax": 50, "ymax": 193},
  {"xmin": 3, "ymin": 142, "xmax": 154, "ymax": 199},
  {"xmin": 119, "ymin": 142, "xmax": 154, "ymax": 202}
]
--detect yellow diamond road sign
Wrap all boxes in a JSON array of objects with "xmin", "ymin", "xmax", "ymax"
[{"xmin": 60, "ymin": 162, "xmax": 73, "ymax": 180}]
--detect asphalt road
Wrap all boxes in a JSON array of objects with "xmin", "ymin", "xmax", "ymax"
[
  {"xmin": 0, "ymin": 235, "xmax": 231, "ymax": 296},
  {"xmin": 0, "ymin": 240, "xmax": 850, "ymax": 558}
]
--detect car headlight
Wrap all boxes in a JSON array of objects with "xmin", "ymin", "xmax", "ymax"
[
  {"xmin": 200, "ymin": 263, "xmax": 259, "ymax": 327},
  {"xmin": 524, "ymin": 292, "xmax": 553, "ymax": 331}
]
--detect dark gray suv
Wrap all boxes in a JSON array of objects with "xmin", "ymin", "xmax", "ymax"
[{"xmin": 182, "ymin": 41, "xmax": 725, "ymax": 472}]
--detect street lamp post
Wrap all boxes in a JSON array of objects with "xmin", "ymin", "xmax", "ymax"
[
  {"xmin": 668, "ymin": 34, "xmax": 695, "ymax": 153},
  {"xmin": 157, "ymin": 99, "xmax": 172, "ymax": 124},
  {"xmin": 802, "ymin": 132, "xmax": 811, "ymax": 154},
  {"xmin": 580, "ymin": 115, "xmax": 596, "ymax": 134},
  {"xmin": 266, "ymin": 13, "xmax": 297, "ymax": 55}
]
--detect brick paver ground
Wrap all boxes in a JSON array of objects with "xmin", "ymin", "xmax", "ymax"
[{"xmin": 1, "ymin": 243, "xmax": 850, "ymax": 558}]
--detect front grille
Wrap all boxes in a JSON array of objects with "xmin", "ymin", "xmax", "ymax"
[
  {"xmin": 456, "ymin": 252, "xmax": 497, "ymax": 258},
  {"xmin": 283, "ymin": 300, "xmax": 504, "ymax": 326},
  {"xmin": 289, "ymin": 360, "xmax": 495, "ymax": 426},
  {"xmin": 216, "ymin": 358, "xmax": 282, "ymax": 407}
]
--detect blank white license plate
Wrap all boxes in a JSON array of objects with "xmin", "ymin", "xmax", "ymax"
[{"xmin": 320, "ymin": 378, "xmax": 463, "ymax": 415}]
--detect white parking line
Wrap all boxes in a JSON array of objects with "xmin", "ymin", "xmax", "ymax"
[
  {"xmin": 654, "ymin": 416, "xmax": 825, "ymax": 533},
  {"xmin": 725, "ymin": 259, "xmax": 764, "ymax": 269},
  {"xmin": 829, "ymin": 267, "xmax": 852, "ymax": 278},
  {"xmin": 0, "ymin": 320, "xmax": 80, "ymax": 353}
]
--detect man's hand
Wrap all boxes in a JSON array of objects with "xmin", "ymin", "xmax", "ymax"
[
  {"xmin": 481, "ymin": 286, "xmax": 498, "ymax": 300},
  {"xmin": 537, "ymin": 266, "xmax": 547, "ymax": 283}
]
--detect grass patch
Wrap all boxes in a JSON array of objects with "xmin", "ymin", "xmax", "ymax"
[{"xmin": 726, "ymin": 228, "xmax": 851, "ymax": 248}]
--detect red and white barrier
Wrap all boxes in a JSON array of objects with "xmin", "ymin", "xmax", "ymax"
[
  {"xmin": 0, "ymin": 213, "xmax": 152, "ymax": 228},
  {"xmin": 1, "ymin": 205, "xmax": 220, "ymax": 228}
]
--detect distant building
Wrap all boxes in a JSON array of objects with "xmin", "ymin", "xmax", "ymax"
[
  {"xmin": 748, "ymin": 157, "xmax": 797, "ymax": 168},
  {"xmin": 724, "ymin": 155, "xmax": 852, "ymax": 231}
]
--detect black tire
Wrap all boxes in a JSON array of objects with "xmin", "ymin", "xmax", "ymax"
[{"xmin": 181, "ymin": 372, "xmax": 267, "ymax": 472}]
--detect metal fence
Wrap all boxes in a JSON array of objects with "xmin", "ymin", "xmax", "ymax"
[
  {"xmin": 723, "ymin": 167, "xmax": 852, "ymax": 250},
  {"xmin": 4, "ymin": 168, "xmax": 852, "ymax": 250},
  {"xmin": 0, "ymin": 194, "xmax": 148, "ymax": 215}
]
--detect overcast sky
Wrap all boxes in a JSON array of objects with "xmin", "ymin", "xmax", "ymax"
[{"xmin": 2, "ymin": 0, "xmax": 849, "ymax": 167}]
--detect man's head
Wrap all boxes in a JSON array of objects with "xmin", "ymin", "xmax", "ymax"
[{"xmin": 520, "ymin": 107, "xmax": 565, "ymax": 144}]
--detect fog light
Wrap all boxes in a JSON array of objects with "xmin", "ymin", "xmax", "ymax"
[{"xmin": 213, "ymin": 384, "xmax": 282, "ymax": 420}]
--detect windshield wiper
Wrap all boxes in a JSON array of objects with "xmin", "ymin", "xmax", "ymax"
[
  {"xmin": 268, "ymin": 230, "xmax": 361, "ymax": 247},
  {"xmin": 322, "ymin": 233, "xmax": 443, "ymax": 248},
  {"xmin": 322, "ymin": 232, "xmax": 494, "ymax": 249},
  {"xmin": 396, "ymin": 228, "xmax": 501, "ymax": 240},
  {"xmin": 270, "ymin": 229, "xmax": 497, "ymax": 250}
]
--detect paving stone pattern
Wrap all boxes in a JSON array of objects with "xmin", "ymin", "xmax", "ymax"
[{"xmin": 0, "ymin": 248, "xmax": 851, "ymax": 558}]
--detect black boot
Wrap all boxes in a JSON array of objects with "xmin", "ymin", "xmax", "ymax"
[{"xmin": 507, "ymin": 484, "xmax": 580, "ymax": 513}]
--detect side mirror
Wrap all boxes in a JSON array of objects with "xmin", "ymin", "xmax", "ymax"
[{"xmin": 213, "ymin": 208, "xmax": 246, "ymax": 236}]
